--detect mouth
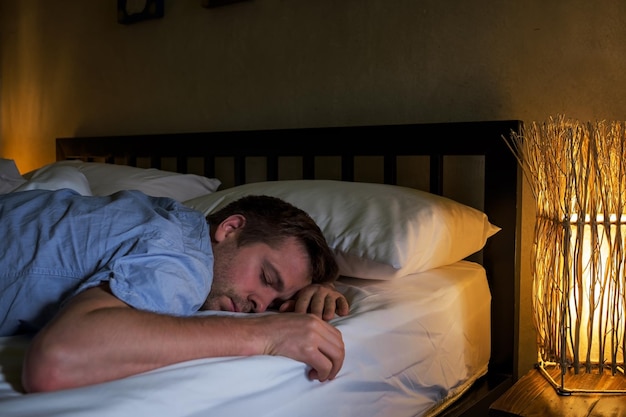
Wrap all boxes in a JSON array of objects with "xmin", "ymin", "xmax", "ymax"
[{"xmin": 219, "ymin": 297, "xmax": 236, "ymax": 312}]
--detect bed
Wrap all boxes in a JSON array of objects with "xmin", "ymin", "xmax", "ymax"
[{"xmin": 0, "ymin": 120, "xmax": 521, "ymax": 417}]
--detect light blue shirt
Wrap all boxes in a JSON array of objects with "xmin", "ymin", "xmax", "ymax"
[{"xmin": 0, "ymin": 189, "xmax": 213, "ymax": 336}]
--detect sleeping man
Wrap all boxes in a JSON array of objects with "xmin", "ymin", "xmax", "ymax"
[{"xmin": 0, "ymin": 188, "xmax": 349, "ymax": 393}]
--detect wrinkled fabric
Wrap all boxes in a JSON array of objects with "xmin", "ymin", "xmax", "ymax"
[{"xmin": 0, "ymin": 189, "xmax": 213, "ymax": 336}]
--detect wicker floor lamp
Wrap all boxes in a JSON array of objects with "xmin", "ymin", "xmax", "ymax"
[{"xmin": 506, "ymin": 115, "xmax": 626, "ymax": 395}]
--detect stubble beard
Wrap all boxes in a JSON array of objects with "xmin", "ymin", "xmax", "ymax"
[{"xmin": 202, "ymin": 238, "xmax": 241, "ymax": 312}]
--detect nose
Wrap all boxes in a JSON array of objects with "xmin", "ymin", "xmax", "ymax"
[{"xmin": 249, "ymin": 289, "xmax": 277, "ymax": 313}]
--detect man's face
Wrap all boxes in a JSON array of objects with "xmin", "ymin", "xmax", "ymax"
[{"xmin": 202, "ymin": 233, "xmax": 312, "ymax": 313}]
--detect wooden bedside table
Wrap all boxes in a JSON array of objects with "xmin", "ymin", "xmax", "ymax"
[{"xmin": 489, "ymin": 367, "xmax": 626, "ymax": 416}]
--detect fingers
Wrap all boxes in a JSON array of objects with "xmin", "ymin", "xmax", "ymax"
[
  {"xmin": 317, "ymin": 324, "xmax": 345, "ymax": 381},
  {"xmin": 311, "ymin": 294, "xmax": 342, "ymax": 321},
  {"xmin": 278, "ymin": 299, "xmax": 296, "ymax": 313},
  {"xmin": 333, "ymin": 296, "xmax": 350, "ymax": 317},
  {"xmin": 261, "ymin": 314, "xmax": 345, "ymax": 383},
  {"xmin": 286, "ymin": 284, "xmax": 350, "ymax": 321},
  {"xmin": 300, "ymin": 316, "xmax": 344, "ymax": 382}
]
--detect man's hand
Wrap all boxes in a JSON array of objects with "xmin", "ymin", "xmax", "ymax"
[
  {"xmin": 277, "ymin": 283, "xmax": 350, "ymax": 321},
  {"xmin": 257, "ymin": 313, "xmax": 344, "ymax": 382}
]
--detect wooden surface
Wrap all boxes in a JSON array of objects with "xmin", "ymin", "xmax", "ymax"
[{"xmin": 490, "ymin": 367, "xmax": 626, "ymax": 416}]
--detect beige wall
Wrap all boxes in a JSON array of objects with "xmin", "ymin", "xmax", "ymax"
[{"xmin": 2, "ymin": 0, "xmax": 626, "ymax": 379}]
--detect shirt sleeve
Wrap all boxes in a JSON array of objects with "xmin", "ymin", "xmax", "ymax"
[
  {"xmin": 106, "ymin": 249, "xmax": 212, "ymax": 316},
  {"xmin": 71, "ymin": 195, "xmax": 214, "ymax": 317}
]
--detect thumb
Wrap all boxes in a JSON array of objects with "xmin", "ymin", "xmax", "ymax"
[{"xmin": 278, "ymin": 300, "xmax": 296, "ymax": 313}]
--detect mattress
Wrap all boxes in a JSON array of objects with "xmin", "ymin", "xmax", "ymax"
[{"xmin": 0, "ymin": 260, "xmax": 491, "ymax": 417}]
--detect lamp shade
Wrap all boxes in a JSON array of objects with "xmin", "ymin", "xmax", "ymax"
[{"xmin": 506, "ymin": 115, "xmax": 626, "ymax": 395}]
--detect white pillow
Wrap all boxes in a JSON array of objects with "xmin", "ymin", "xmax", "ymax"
[
  {"xmin": 24, "ymin": 161, "xmax": 221, "ymax": 201},
  {"xmin": 14, "ymin": 164, "xmax": 92, "ymax": 195},
  {"xmin": 184, "ymin": 180, "xmax": 500, "ymax": 279}
]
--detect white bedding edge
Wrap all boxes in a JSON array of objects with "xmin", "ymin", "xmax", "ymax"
[
  {"xmin": 0, "ymin": 260, "xmax": 490, "ymax": 417},
  {"xmin": 423, "ymin": 362, "xmax": 488, "ymax": 417}
]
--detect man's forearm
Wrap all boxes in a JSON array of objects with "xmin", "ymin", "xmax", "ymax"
[
  {"xmin": 23, "ymin": 285, "xmax": 344, "ymax": 393},
  {"xmin": 22, "ymin": 287, "xmax": 264, "ymax": 392}
]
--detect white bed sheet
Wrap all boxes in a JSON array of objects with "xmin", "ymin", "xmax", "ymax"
[{"xmin": 0, "ymin": 260, "xmax": 491, "ymax": 417}]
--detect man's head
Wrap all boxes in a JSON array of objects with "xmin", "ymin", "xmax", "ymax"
[{"xmin": 202, "ymin": 195, "xmax": 338, "ymax": 313}]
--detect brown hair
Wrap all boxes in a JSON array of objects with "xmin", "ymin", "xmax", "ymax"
[{"xmin": 206, "ymin": 195, "xmax": 339, "ymax": 284}]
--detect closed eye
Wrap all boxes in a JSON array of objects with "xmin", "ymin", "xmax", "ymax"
[
  {"xmin": 262, "ymin": 271, "xmax": 273, "ymax": 287},
  {"xmin": 261, "ymin": 262, "xmax": 285, "ymax": 293}
]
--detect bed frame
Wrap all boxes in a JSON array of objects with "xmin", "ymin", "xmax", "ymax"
[{"xmin": 56, "ymin": 120, "xmax": 522, "ymax": 416}]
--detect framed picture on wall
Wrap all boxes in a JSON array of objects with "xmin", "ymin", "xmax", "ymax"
[
  {"xmin": 202, "ymin": 0, "xmax": 251, "ymax": 8},
  {"xmin": 117, "ymin": 0, "xmax": 164, "ymax": 25}
]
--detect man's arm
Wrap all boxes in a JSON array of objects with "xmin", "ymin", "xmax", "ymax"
[{"xmin": 22, "ymin": 284, "xmax": 344, "ymax": 393}]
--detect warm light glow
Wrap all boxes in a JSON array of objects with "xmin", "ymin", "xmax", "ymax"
[
  {"xmin": 568, "ymin": 221, "xmax": 625, "ymax": 367},
  {"xmin": 0, "ymin": 6, "xmax": 60, "ymax": 173},
  {"xmin": 507, "ymin": 116, "xmax": 626, "ymax": 393},
  {"xmin": 569, "ymin": 214, "xmax": 626, "ymax": 223}
]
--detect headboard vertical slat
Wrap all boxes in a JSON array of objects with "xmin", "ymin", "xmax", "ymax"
[
  {"xmin": 429, "ymin": 154, "xmax": 444, "ymax": 195},
  {"xmin": 266, "ymin": 155, "xmax": 278, "ymax": 181},
  {"xmin": 482, "ymin": 142, "xmax": 520, "ymax": 379},
  {"xmin": 383, "ymin": 154, "xmax": 396, "ymax": 184},
  {"xmin": 341, "ymin": 155, "xmax": 354, "ymax": 182},
  {"xmin": 203, "ymin": 155, "xmax": 216, "ymax": 179},
  {"xmin": 177, "ymin": 156, "xmax": 187, "ymax": 173},
  {"xmin": 303, "ymin": 155, "xmax": 315, "ymax": 179},
  {"xmin": 234, "ymin": 156, "xmax": 245, "ymax": 185},
  {"xmin": 150, "ymin": 155, "xmax": 160, "ymax": 170}
]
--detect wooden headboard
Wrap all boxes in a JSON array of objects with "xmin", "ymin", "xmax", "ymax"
[{"xmin": 57, "ymin": 120, "xmax": 522, "ymax": 415}]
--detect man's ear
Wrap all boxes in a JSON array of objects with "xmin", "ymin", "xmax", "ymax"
[{"xmin": 213, "ymin": 214, "xmax": 246, "ymax": 243}]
